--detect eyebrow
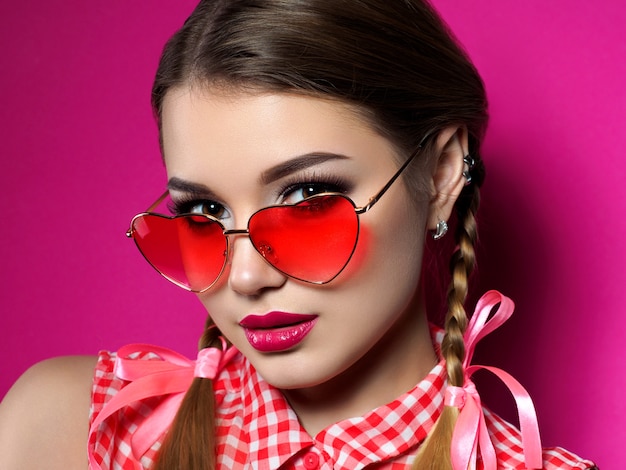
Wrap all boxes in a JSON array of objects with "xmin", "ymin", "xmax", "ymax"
[
  {"xmin": 167, "ymin": 177, "xmax": 216, "ymax": 197},
  {"xmin": 260, "ymin": 152, "xmax": 349, "ymax": 185},
  {"xmin": 167, "ymin": 152, "xmax": 350, "ymax": 194}
]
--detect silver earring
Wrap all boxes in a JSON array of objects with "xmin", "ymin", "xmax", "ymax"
[
  {"xmin": 432, "ymin": 220, "xmax": 448, "ymax": 240},
  {"xmin": 463, "ymin": 155, "xmax": 475, "ymax": 186}
]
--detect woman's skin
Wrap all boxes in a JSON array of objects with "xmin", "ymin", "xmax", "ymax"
[
  {"xmin": 162, "ymin": 88, "xmax": 467, "ymax": 435},
  {"xmin": 0, "ymin": 88, "xmax": 467, "ymax": 468},
  {"xmin": 0, "ymin": 355, "xmax": 96, "ymax": 469}
]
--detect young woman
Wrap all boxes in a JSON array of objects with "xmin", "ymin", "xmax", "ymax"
[{"xmin": 0, "ymin": 1, "xmax": 597, "ymax": 469}]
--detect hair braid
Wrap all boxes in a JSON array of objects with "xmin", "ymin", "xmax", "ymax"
[
  {"xmin": 153, "ymin": 317, "xmax": 222, "ymax": 470},
  {"xmin": 442, "ymin": 177, "xmax": 480, "ymax": 386},
  {"xmin": 411, "ymin": 154, "xmax": 484, "ymax": 470}
]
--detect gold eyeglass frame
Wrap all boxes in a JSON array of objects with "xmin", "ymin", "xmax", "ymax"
[{"xmin": 126, "ymin": 139, "xmax": 426, "ymax": 292}]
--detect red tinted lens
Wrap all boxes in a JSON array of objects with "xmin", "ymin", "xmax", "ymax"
[
  {"xmin": 131, "ymin": 214, "xmax": 227, "ymax": 291},
  {"xmin": 248, "ymin": 195, "xmax": 358, "ymax": 283}
]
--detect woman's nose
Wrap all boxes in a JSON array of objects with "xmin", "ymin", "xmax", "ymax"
[{"xmin": 227, "ymin": 235, "xmax": 287, "ymax": 296}]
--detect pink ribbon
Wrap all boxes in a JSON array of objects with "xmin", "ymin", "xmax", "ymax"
[
  {"xmin": 444, "ymin": 290, "xmax": 543, "ymax": 470},
  {"xmin": 87, "ymin": 340, "xmax": 237, "ymax": 469}
]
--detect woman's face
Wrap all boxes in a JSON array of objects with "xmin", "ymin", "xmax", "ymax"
[{"xmin": 161, "ymin": 87, "xmax": 436, "ymax": 394}]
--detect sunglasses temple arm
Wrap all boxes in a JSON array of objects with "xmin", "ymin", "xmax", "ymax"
[
  {"xmin": 357, "ymin": 132, "xmax": 434, "ymax": 214},
  {"xmin": 126, "ymin": 191, "xmax": 170, "ymax": 238},
  {"xmin": 146, "ymin": 190, "xmax": 170, "ymax": 212},
  {"xmin": 356, "ymin": 147, "xmax": 420, "ymax": 214}
]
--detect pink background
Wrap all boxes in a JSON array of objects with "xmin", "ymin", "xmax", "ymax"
[{"xmin": 1, "ymin": 1, "xmax": 623, "ymax": 467}]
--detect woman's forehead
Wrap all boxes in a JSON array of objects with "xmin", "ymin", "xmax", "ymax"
[{"xmin": 160, "ymin": 87, "xmax": 400, "ymax": 180}]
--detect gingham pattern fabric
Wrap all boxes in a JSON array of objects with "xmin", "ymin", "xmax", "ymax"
[{"xmin": 89, "ymin": 334, "xmax": 596, "ymax": 469}]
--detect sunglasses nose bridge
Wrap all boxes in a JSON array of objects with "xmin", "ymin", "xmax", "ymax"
[
  {"xmin": 222, "ymin": 228, "xmax": 251, "ymax": 264},
  {"xmin": 223, "ymin": 229, "xmax": 250, "ymax": 236}
]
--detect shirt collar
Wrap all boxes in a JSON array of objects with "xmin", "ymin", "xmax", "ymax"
[
  {"xmin": 316, "ymin": 363, "xmax": 445, "ymax": 467},
  {"xmin": 235, "ymin": 343, "xmax": 446, "ymax": 469},
  {"xmin": 237, "ymin": 357, "xmax": 314, "ymax": 468}
]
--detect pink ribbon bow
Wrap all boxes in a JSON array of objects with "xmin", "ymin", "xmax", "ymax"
[
  {"xmin": 444, "ymin": 290, "xmax": 543, "ymax": 470},
  {"xmin": 87, "ymin": 340, "xmax": 238, "ymax": 469}
]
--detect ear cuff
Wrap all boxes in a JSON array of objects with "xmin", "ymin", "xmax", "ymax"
[{"xmin": 463, "ymin": 155, "xmax": 475, "ymax": 186}]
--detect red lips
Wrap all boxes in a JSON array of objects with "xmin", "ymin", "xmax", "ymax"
[
  {"xmin": 240, "ymin": 312, "xmax": 318, "ymax": 352},
  {"xmin": 240, "ymin": 311, "xmax": 318, "ymax": 328}
]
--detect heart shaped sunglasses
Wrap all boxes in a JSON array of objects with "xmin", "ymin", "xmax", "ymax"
[{"xmin": 127, "ymin": 145, "xmax": 424, "ymax": 292}]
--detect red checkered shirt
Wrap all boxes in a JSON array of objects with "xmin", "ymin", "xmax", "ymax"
[{"xmin": 89, "ymin": 334, "xmax": 596, "ymax": 469}]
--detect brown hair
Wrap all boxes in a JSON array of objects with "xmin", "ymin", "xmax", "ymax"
[{"xmin": 151, "ymin": 1, "xmax": 487, "ymax": 468}]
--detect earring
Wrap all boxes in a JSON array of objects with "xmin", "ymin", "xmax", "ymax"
[
  {"xmin": 463, "ymin": 155, "xmax": 475, "ymax": 186},
  {"xmin": 432, "ymin": 220, "xmax": 448, "ymax": 240}
]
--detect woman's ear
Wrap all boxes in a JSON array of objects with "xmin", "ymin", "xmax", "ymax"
[{"xmin": 426, "ymin": 126, "xmax": 468, "ymax": 231}]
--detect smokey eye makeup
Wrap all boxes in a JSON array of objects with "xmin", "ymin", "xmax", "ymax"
[
  {"xmin": 168, "ymin": 197, "xmax": 227, "ymax": 218},
  {"xmin": 275, "ymin": 172, "xmax": 353, "ymax": 204},
  {"xmin": 167, "ymin": 170, "xmax": 355, "ymax": 219}
]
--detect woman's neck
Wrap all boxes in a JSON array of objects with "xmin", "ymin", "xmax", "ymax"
[{"xmin": 281, "ymin": 296, "xmax": 438, "ymax": 437}]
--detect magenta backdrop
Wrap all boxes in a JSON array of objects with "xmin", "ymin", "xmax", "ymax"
[{"xmin": 1, "ymin": 1, "xmax": 623, "ymax": 467}]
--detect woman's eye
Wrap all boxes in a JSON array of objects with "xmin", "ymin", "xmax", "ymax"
[
  {"xmin": 174, "ymin": 199, "xmax": 227, "ymax": 219},
  {"xmin": 190, "ymin": 201, "xmax": 225, "ymax": 218},
  {"xmin": 283, "ymin": 183, "xmax": 338, "ymax": 204}
]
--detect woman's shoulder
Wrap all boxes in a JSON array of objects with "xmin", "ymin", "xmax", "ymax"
[{"xmin": 0, "ymin": 355, "xmax": 98, "ymax": 470}]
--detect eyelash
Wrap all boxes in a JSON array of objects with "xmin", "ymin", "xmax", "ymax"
[
  {"xmin": 276, "ymin": 172, "xmax": 352, "ymax": 202},
  {"xmin": 168, "ymin": 172, "xmax": 352, "ymax": 216},
  {"xmin": 168, "ymin": 196, "xmax": 220, "ymax": 216}
]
